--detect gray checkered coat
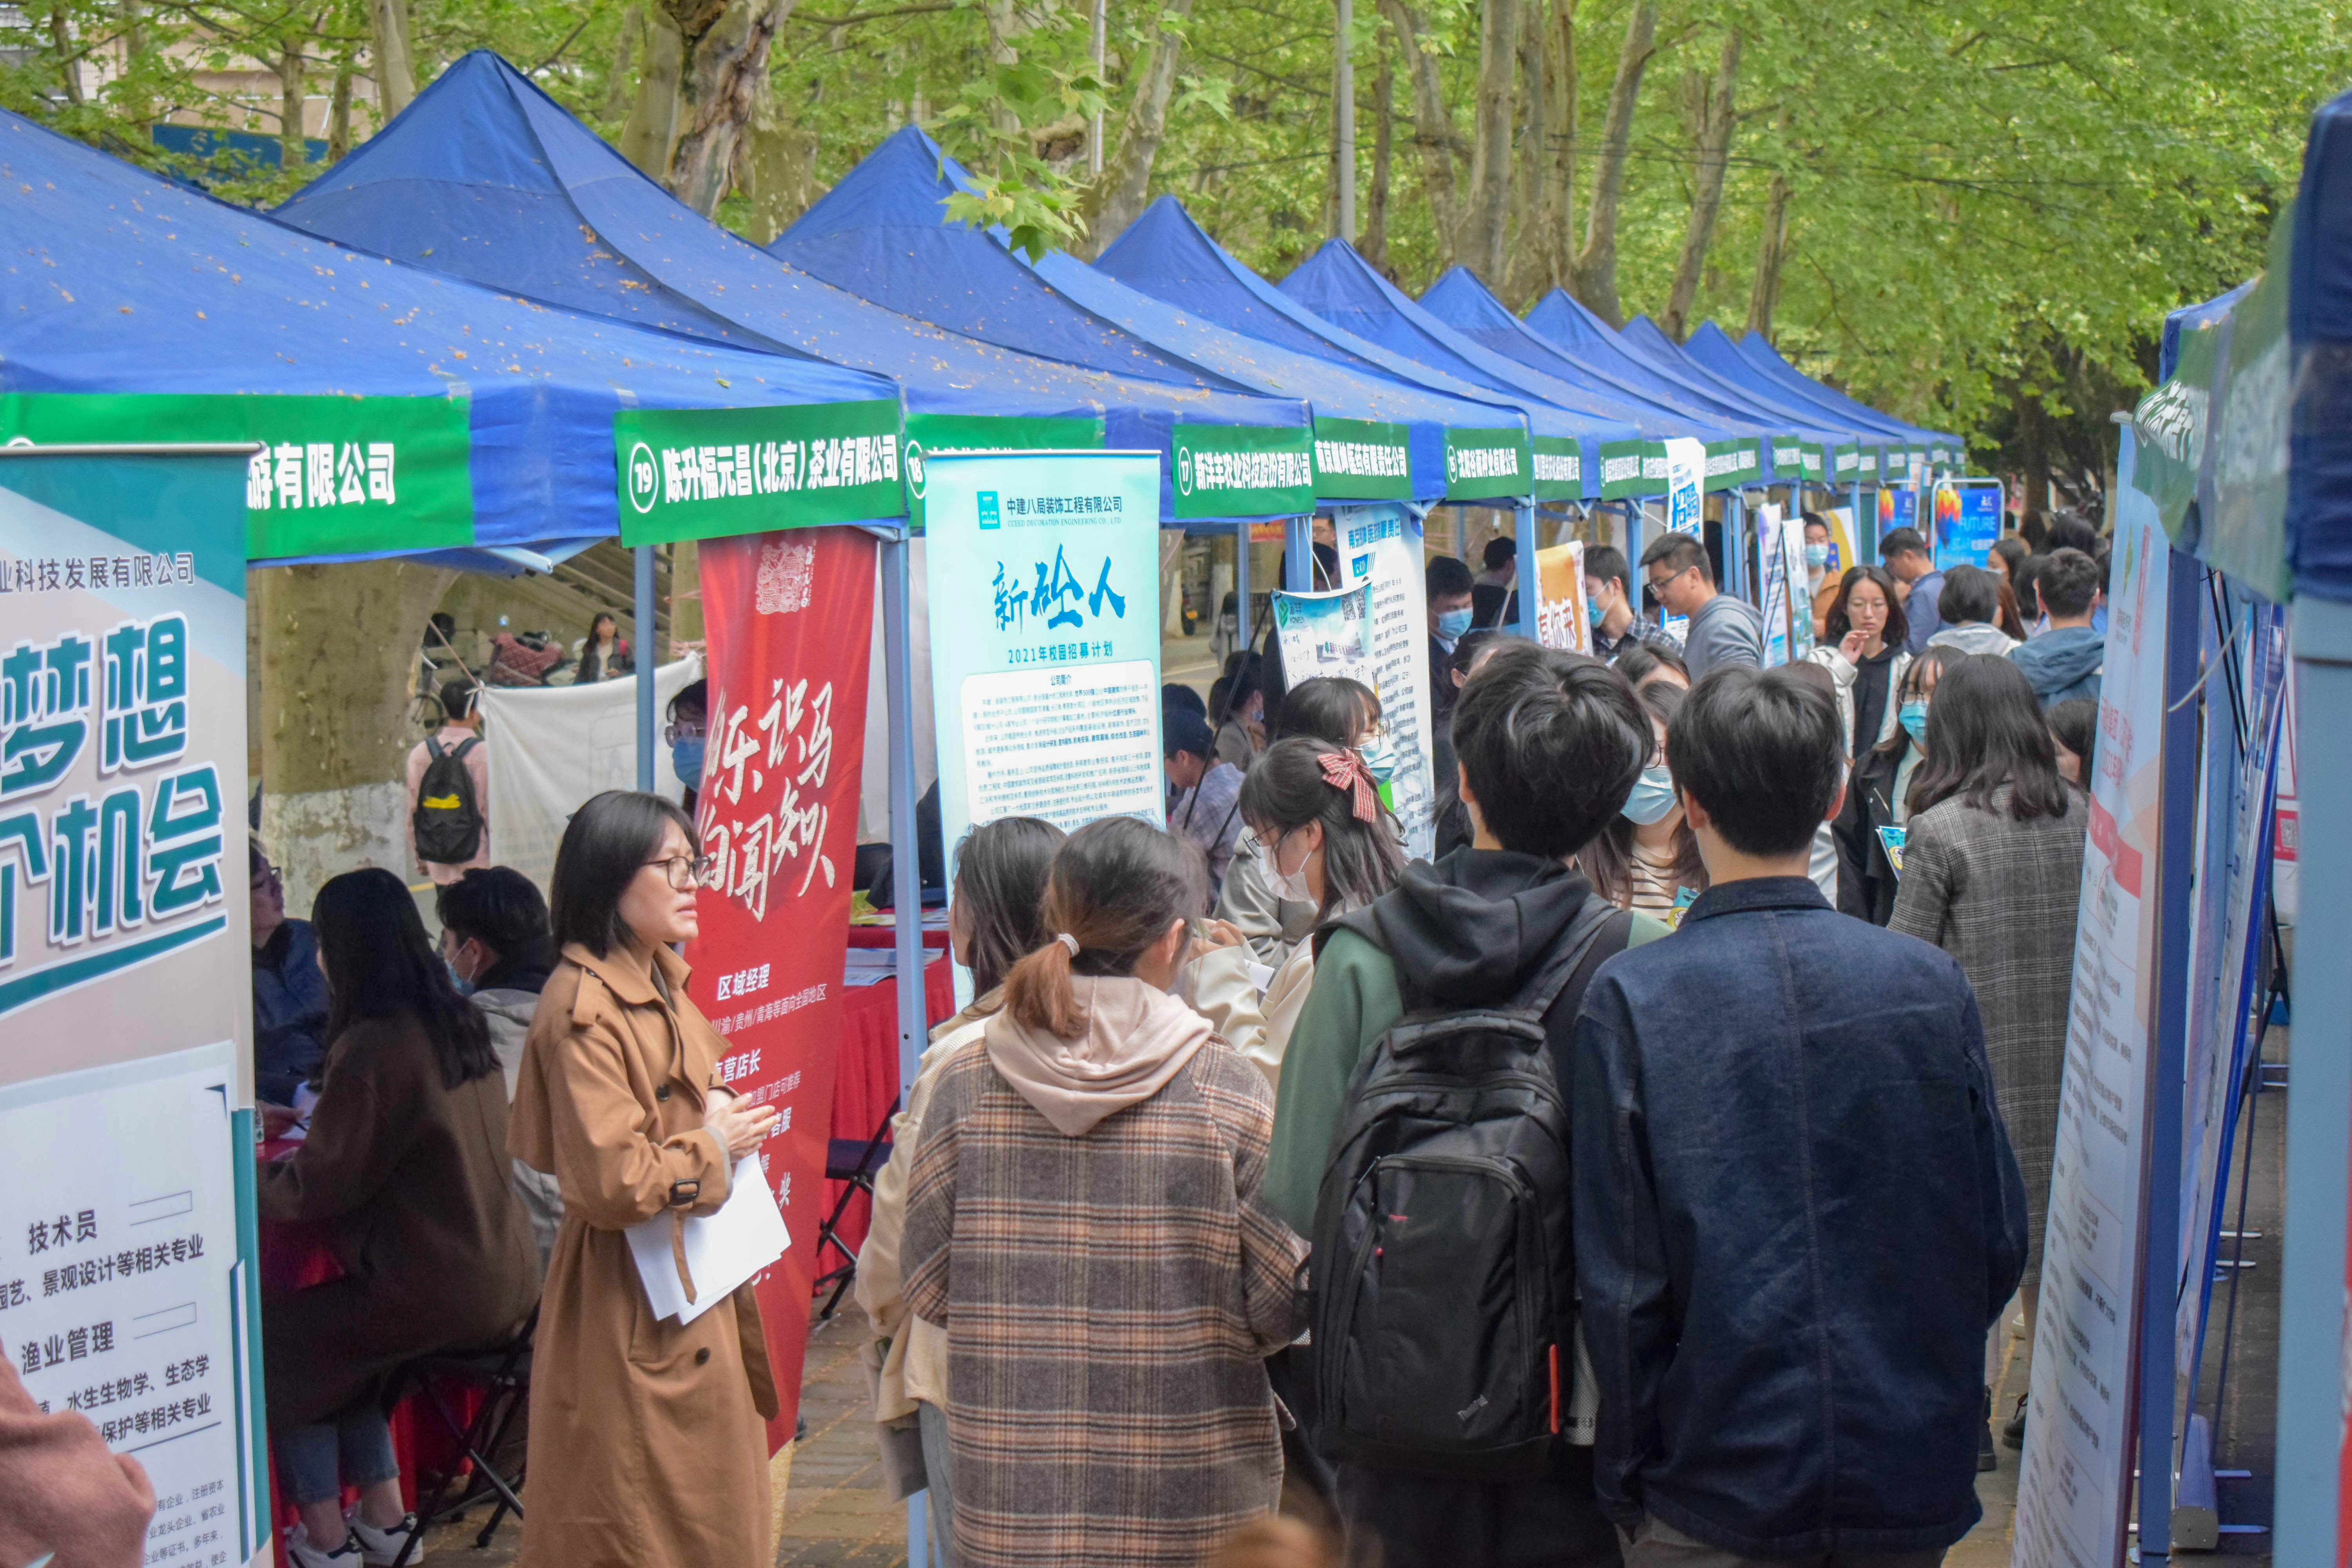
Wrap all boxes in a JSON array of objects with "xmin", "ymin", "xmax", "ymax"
[
  {"xmin": 903, "ymin": 1036, "xmax": 1307, "ymax": 1568},
  {"xmin": 1891, "ymin": 785, "xmax": 2087, "ymax": 1275}
]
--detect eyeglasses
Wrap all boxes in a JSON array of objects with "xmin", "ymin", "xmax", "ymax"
[
  {"xmin": 251, "ymin": 861, "xmax": 281, "ymax": 888},
  {"xmin": 663, "ymin": 720, "xmax": 705, "ymax": 744},
  {"xmin": 644, "ymin": 854, "xmax": 719, "ymax": 891},
  {"xmin": 1645, "ymin": 564, "xmax": 1693, "ymax": 594}
]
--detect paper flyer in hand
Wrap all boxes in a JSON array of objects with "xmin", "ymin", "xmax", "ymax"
[{"xmin": 626, "ymin": 1152, "xmax": 792, "ymax": 1325}]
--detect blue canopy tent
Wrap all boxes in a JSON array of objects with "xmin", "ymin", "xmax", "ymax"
[
  {"xmin": 1278, "ymin": 238, "xmax": 1664, "ymax": 468},
  {"xmin": 1611, "ymin": 313, "xmax": 1866, "ymax": 450},
  {"xmin": 1679, "ymin": 320, "xmax": 1944, "ymax": 464},
  {"xmin": 1717, "ymin": 326, "xmax": 1957, "ymax": 457},
  {"xmin": 771, "ymin": 125, "xmax": 1527, "ymax": 509},
  {"xmin": 1517, "ymin": 287, "xmax": 1826, "ymax": 448},
  {"xmin": 274, "ymin": 53, "xmax": 1311, "ymax": 526},
  {"xmin": 0, "ymin": 107, "xmax": 900, "ymax": 570},
  {"xmin": 1415, "ymin": 267, "xmax": 1778, "ymax": 477}
]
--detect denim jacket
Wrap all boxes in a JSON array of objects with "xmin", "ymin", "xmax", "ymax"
[{"xmin": 1570, "ymin": 877, "xmax": 2026, "ymax": 1558}]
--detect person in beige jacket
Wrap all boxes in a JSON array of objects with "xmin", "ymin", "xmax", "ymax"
[
  {"xmin": 507, "ymin": 792, "xmax": 782, "ymax": 1568},
  {"xmin": 858, "ymin": 816, "xmax": 1066, "ymax": 1559},
  {"xmin": 1189, "ymin": 739, "xmax": 1405, "ymax": 1098}
]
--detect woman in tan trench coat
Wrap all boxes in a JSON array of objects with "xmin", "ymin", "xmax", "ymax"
[{"xmin": 508, "ymin": 791, "xmax": 782, "ymax": 1568}]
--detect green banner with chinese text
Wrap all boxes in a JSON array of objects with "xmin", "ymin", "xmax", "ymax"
[
  {"xmin": 904, "ymin": 412, "xmax": 1102, "ymax": 533},
  {"xmin": 1172, "ymin": 422, "xmax": 1316, "ymax": 519},
  {"xmin": 1311, "ymin": 416, "xmax": 1414, "ymax": 502},
  {"xmin": 615, "ymin": 399, "xmax": 907, "ymax": 545}
]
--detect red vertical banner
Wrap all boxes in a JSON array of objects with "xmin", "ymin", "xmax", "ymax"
[{"xmin": 686, "ymin": 525, "xmax": 877, "ymax": 1448}]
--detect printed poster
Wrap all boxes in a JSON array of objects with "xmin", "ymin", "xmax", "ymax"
[
  {"xmin": 1333, "ymin": 504, "xmax": 1439, "ymax": 859},
  {"xmin": 1779, "ymin": 510, "xmax": 1817, "ymax": 662},
  {"xmin": 1272, "ymin": 583, "xmax": 1374, "ymax": 685},
  {"xmin": 688, "ymin": 526, "xmax": 877, "ymax": 1450},
  {"xmin": 1933, "ymin": 482, "xmax": 2004, "ymax": 573},
  {"xmin": 0, "ymin": 448, "xmax": 265, "ymax": 1568},
  {"xmin": 1658, "ymin": 438, "xmax": 1705, "ymax": 644},
  {"xmin": 2012, "ymin": 432, "xmax": 2172, "ymax": 1568},
  {"xmin": 1755, "ymin": 505, "xmax": 1793, "ymax": 667},
  {"xmin": 922, "ymin": 451, "xmax": 1165, "ymax": 871},
  {"xmin": 1533, "ymin": 541, "xmax": 1591, "ymax": 656}
]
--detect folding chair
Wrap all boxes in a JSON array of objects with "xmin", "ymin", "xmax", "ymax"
[
  {"xmin": 810, "ymin": 1097, "xmax": 898, "ymax": 1319},
  {"xmin": 386, "ymin": 1307, "xmax": 536, "ymax": 1567}
]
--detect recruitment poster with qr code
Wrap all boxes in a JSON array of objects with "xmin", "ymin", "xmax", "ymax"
[{"xmin": 0, "ymin": 446, "xmax": 267, "ymax": 1568}]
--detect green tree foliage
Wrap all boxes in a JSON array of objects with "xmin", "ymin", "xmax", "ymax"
[{"xmin": 6, "ymin": 0, "xmax": 2346, "ymax": 469}]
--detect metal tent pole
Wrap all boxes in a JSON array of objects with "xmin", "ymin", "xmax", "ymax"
[
  {"xmin": 2277, "ymin": 596, "xmax": 2352, "ymax": 1563},
  {"xmin": 1285, "ymin": 514, "xmax": 1315, "ymax": 593},
  {"xmin": 2134, "ymin": 546, "xmax": 2204, "ymax": 1564},
  {"xmin": 1515, "ymin": 499, "xmax": 1540, "ymax": 641},
  {"xmin": 1231, "ymin": 525, "xmax": 1252, "ymax": 666},
  {"xmin": 880, "ymin": 528, "xmax": 932, "ymax": 1567},
  {"xmin": 635, "ymin": 544, "xmax": 657, "ymax": 790}
]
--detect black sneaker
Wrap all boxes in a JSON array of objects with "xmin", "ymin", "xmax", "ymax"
[
  {"xmin": 1978, "ymin": 1387, "xmax": 1997, "ymax": 1472},
  {"xmin": 2003, "ymin": 1394, "xmax": 2027, "ymax": 1449}
]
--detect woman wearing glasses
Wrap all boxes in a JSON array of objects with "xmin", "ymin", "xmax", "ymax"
[{"xmin": 508, "ymin": 790, "xmax": 782, "ymax": 1567}]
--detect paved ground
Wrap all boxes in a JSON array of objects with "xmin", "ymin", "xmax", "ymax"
[{"xmin": 412, "ymin": 1034, "xmax": 2287, "ymax": 1568}]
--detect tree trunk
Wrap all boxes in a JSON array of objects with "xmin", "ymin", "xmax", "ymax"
[
  {"xmin": 278, "ymin": 42, "xmax": 307, "ymax": 172},
  {"xmin": 668, "ymin": 0, "xmax": 796, "ymax": 216},
  {"xmin": 2018, "ymin": 391, "xmax": 2051, "ymax": 514},
  {"xmin": 367, "ymin": 0, "xmax": 416, "ymax": 122},
  {"xmin": 1456, "ymin": 0, "xmax": 1519, "ymax": 283},
  {"xmin": 738, "ymin": 92, "xmax": 822, "ymax": 242},
  {"xmin": 1074, "ymin": 0, "xmax": 1198, "ymax": 256},
  {"xmin": 1548, "ymin": 0, "xmax": 1577, "ymax": 294},
  {"xmin": 1659, "ymin": 28, "xmax": 1738, "ymax": 341},
  {"xmin": 1744, "ymin": 158, "xmax": 1790, "ymax": 339},
  {"xmin": 602, "ymin": 5, "xmax": 643, "ymax": 121},
  {"xmin": 254, "ymin": 561, "xmax": 454, "ymax": 918},
  {"xmin": 1570, "ymin": 0, "xmax": 1655, "ymax": 326},
  {"xmin": 327, "ymin": 52, "xmax": 356, "ymax": 162},
  {"xmin": 1360, "ymin": 47, "xmax": 1394, "ymax": 272},
  {"xmin": 1378, "ymin": 0, "xmax": 1464, "ymax": 267},
  {"xmin": 120, "ymin": 0, "xmax": 151, "ymax": 126},
  {"xmin": 49, "ymin": 6, "xmax": 83, "ymax": 104},
  {"xmin": 1499, "ymin": 0, "xmax": 1545, "ymax": 302},
  {"xmin": 619, "ymin": 6, "xmax": 687, "ymax": 178}
]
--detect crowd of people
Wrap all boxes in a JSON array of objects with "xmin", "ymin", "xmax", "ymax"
[{"xmin": 5, "ymin": 505, "xmax": 2091, "ymax": 1568}]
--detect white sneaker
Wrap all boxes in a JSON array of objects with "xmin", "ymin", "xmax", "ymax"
[
  {"xmin": 348, "ymin": 1512, "xmax": 428, "ymax": 1567},
  {"xmin": 284, "ymin": 1523, "xmax": 366, "ymax": 1567}
]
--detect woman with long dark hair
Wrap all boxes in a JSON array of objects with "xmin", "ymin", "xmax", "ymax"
[
  {"xmin": 1836, "ymin": 645, "xmax": 1964, "ymax": 924},
  {"xmin": 1214, "ymin": 677, "xmax": 1382, "ymax": 965},
  {"xmin": 1578, "ymin": 681, "xmax": 1707, "ymax": 921},
  {"xmin": 572, "ymin": 610, "xmax": 630, "ymax": 684},
  {"xmin": 902, "ymin": 817, "xmax": 1304, "ymax": 1566},
  {"xmin": 859, "ymin": 815, "xmax": 1067, "ymax": 1560},
  {"xmin": 1194, "ymin": 737, "xmax": 1408, "ymax": 1093},
  {"xmin": 1807, "ymin": 564, "xmax": 1911, "ymax": 760},
  {"xmin": 508, "ymin": 791, "xmax": 782, "ymax": 1567},
  {"xmin": 1890, "ymin": 654, "xmax": 2087, "ymax": 1455},
  {"xmin": 258, "ymin": 868, "xmax": 538, "ymax": 1568}
]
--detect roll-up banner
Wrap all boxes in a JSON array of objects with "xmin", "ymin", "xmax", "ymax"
[
  {"xmin": 1330, "ymin": 505, "xmax": 1439, "ymax": 860},
  {"xmin": 0, "ymin": 445, "xmax": 269, "ymax": 1568},
  {"xmin": 686, "ymin": 527, "xmax": 878, "ymax": 1451},
  {"xmin": 922, "ymin": 450, "xmax": 1167, "ymax": 871}
]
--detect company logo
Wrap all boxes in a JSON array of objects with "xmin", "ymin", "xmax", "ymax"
[
  {"xmin": 1444, "ymin": 445, "xmax": 1459, "ymax": 483},
  {"xmin": 905, "ymin": 439, "xmax": 929, "ymax": 500},
  {"xmin": 978, "ymin": 490, "xmax": 1001, "ymax": 529},
  {"xmin": 626, "ymin": 441, "xmax": 658, "ymax": 515},
  {"xmin": 1176, "ymin": 446, "xmax": 1194, "ymax": 497}
]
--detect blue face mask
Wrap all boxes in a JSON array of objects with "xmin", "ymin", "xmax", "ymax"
[
  {"xmin": 1804, "ymin": 543, "xmax": 1831, "ymax": 570},
  {"xmin": 1899, "ymin": 699, "xmax": 1931, "ymax": 746},
  {"xmin": 1436, "ymin": 606, "xmax": 1474, "ymax": 641},
  {"xmin": 1621, "ymin": 765, "xmax": 1679, "ymax": 826},
  {"xmin": 671, "ymin": 737, "xmax": 706, "ymax": 789},
  {"xmin": 1359, "ymin": 734, "xmax": 1396, "ymax": 782},
  {"xmin": 1586, "ymin": 592, "xmax": 1609, "ymax": 629},
  {"xmin": 444, "ymin": 955, "xmax": 474, "ymax": 998}
]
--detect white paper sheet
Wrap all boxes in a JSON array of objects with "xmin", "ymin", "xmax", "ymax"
[{"xmin": 624, "ymin": 1152, "xmax": 790, "ymax": 1326}]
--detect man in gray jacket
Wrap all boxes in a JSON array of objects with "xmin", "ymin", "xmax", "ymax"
[
  {"xmin": 1641, "ymin": 533, "xmax": 1763, "ymax": 680},
  {"xmin": 437, "ymin": 866, "xmax": 564, "ymax": 1271}
]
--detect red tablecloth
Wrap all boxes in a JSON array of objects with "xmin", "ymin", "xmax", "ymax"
[{"xmin": 825, "ymin": 937, "xmax": 954, "ymax": 1257}]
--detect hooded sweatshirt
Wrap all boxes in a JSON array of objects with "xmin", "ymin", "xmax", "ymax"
[
  {"xmin": 2010, "ymin": 624, "xmax": 2105, "ymax": 706},
  {"xmin": 1265, "ymin": 849, "xmax": 1667, "ymax": 1234},
  {"xmin": 985, "ymin": 975, "xmax": 1213, "ymax": 1136}
]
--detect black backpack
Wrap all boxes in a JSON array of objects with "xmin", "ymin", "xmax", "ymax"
[
  {"xmin": 1308, "ymin": 898, "xmax": 1624, "ymax": 1478},
  {"xmin": 412, "ymin": 735, "xmax": 484, "ymax": 864}
]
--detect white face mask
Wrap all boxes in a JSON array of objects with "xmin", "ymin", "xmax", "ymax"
[{"xmin": 1258, "ymin": 831, "xmax": 1314, "ymax": 904}]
